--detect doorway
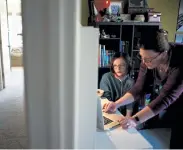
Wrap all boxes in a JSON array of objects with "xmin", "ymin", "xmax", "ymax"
[
  {"xmin": 0, "ymin": 0, "xmax": 23, "ymax": 89},
  {"xmin": 0, "ymin": 0, "xmax": 26, "ymax": 148}
]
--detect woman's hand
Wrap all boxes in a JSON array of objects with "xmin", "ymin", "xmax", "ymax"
[
  {"xmin": 118, "ymin": 116, "xmax": 138, "ymax": 129},
  {"xmin": 102, "ymin": 101, "xmax": 117, "ymax": 113}
]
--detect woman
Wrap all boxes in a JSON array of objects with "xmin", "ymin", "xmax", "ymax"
[
  {"xmin": 103, "ymin": 29, "xmax": 183, "ymax": 149},
  {"xmin": 100, "ymin": 52, "xmax": 134, "ymax": 117}
]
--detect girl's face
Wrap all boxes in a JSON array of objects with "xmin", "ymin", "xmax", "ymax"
[{"xmin": 113, "ymin": 57, "xmax": 127, "ymax": 77}]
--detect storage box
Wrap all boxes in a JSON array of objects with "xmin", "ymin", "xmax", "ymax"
[
  {"xmin": 129, "ymin": 0, "xmax": 145, "ymax": 7},
  {"xmin": 120, "ymin": 14, "xmax": 131, "ymax": 21},
  {"xmin": 148, "ymin": 12, "xmax": 161, "ymax": 22},
  {"xmin": 128, "ymin": 7, "xmax": 154, "ymax": 14}
]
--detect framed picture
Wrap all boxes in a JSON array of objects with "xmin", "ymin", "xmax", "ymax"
[
  {"xmin": 108, "ymin": 1, "xmax": 124, "ymax": 15},
  {"xmin": 129, "ymin": 0, "xmax": 145, "ymax": 8},
  {"xmin": 175, "ymin": 34, "xmax": 183, "ymax": 43},
  {"xmin": 176, "ymin": 0, "xmax": 183, "ymax": 32}
]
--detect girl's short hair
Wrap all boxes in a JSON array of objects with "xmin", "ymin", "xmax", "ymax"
[{"xmin": 110, "ymin": 52, "xmax": 132, "ymax": 74}]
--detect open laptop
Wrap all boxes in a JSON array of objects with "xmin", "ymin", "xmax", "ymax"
[{"xmin": 97, "ymin": 97, "xmax": 122, "ymax": 131}]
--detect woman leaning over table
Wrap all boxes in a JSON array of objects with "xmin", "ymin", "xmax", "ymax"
[{"xmin": 103, "ymin": 29, "xmax": 183, "ymax": 149}]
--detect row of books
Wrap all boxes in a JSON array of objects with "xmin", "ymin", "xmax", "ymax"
[
  {"xmin": 98, "ymin": 45, "xmax": 115, "ymax": 67},
  {"xmin": 98, "ymin": 41, "xmax": 130, "ymax": 67}
]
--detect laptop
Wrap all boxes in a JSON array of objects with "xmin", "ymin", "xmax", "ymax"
[{"xmin": 97, "ymin": 97, "xmax": 122, "ymax": 131}]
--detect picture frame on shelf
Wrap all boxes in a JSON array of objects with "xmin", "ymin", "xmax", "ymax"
[{"xmin": 107, "ymin": 1, "xmax": 124, "ymax": 15}]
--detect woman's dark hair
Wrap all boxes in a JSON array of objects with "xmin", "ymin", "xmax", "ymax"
[
  {"xmin": 137, "ymin": 29, "xmax": 170, "ymax": 52},
  {"xmin": 110, "ymin": 52, "xmax": 132, "ymax": 74}
]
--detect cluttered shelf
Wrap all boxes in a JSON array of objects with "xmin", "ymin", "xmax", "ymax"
[
  {"xmin": 90, "ymin": 0, "xmax": 162, "ymax": 88},
  {"xmin": 100, "ymin": 38, "xmax": 120, "ymax": 40},
  {"xmin": 90, "ymin": 22, "xmax": 161, "ymax": 27},
  {"xmin": 88, "ymin": 0, "xmax": 162, "ymax": 27}
]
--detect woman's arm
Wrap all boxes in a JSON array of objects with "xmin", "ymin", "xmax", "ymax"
[
  {"xmin": 148, "ymin": 67, "xmax": 183, "ymax": 115},
  {"xmin": 115, "ymin": 93, "xmax": 135, "ymax": 108},
  {"xmin": 119, "ymin": 106, "xmax": 155, "ymax": 129},
  {"xmin": 124, "ymin": 79, "xmax": 135, "ymax": 117},
  {"xmin": 132, "ymin": 106, "xmax": 155, "ymax": 124},
  {"xmin": 115, "ymin": 63, "xmax": 147, "ymax": 108},
  {"xmin": 133, "ymin": 67, "xmax": 183, "ymax": 124}
]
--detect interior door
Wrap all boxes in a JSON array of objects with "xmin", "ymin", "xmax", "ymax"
[
  {"xmin": 0, "ymin": 28, "xmax": 5, "ymax": 90},
  {"xmin": 0, "ymin": 0, "xmax": 11, "ymax": 88}
]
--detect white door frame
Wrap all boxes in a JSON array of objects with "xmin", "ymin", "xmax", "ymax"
[
  {"xmin": 0, "ymin": 25, "xmax": 5, "ymax": 90},
  {"xmin": 22, "ymin": 0, "xmax": 99, "ymax": 148}
]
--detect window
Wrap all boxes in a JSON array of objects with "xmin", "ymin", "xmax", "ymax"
[{"xmin": 175, "ymin": 0, "xmax": 183, "ymax": 43}]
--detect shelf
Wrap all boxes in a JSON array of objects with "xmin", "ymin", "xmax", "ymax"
[
  {"xmin": 99, "ymin": 66, "xmax": 110, "ymax": 69},
  {"xmin": 100, "ymin": 38, "xmax": 120, "ymax": 40},
  {"xmin": 94, "ymin": 22, "xmax": 161, "ymax": 26},
  {"xmin": 95, "ymin": 19, "xmax": 161, "ymax": 87}
]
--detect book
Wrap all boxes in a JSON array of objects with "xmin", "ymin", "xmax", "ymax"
[{"xmin": 98, "ymin": 44, "xmax": 115, "ymax": 67}]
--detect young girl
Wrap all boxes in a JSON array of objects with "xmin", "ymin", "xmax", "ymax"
[{"xmin": 100, "ymin": 52, "xmax": 134, "ymax": 117}]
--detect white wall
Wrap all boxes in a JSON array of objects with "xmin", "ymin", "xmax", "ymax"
[
  {"xmin": 22, "ymin": 0, "xmax": 50, "ymax": 147},
  {"xmin": 23, "ymin": 0, "xmax": 99, "ymax": 148},
  {"xmin": 74, "ymin": 26, "xmax": 99, "ymax": 148}
]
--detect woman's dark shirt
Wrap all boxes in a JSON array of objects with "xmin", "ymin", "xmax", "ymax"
[{"xmin": 129, "ymin": 43, "xmax": 183, "ymax": 115}]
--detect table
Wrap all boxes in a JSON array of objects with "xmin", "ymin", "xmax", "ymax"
[{"xmin": 94, "ymin": 98, "xmax": 153, "ymax": 149}]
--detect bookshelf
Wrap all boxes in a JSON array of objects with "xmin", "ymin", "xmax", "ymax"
[
  {"xmin": 88, "ymin": 0, "xmax": 163, "ymax": 128},
  {"xmin": 95, "ymin": 22, "xmax": 161, "ymax": 87}
]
